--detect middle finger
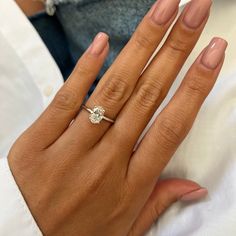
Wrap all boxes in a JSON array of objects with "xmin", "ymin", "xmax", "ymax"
[{"xmin": 104, "ymin": 0, "xmax": 212, "ymax": 153}]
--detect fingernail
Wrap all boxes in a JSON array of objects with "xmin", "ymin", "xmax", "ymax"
[
  {"xmin": 183, "ymin": 0, "xmax": 212, "ymax": 29},
  {"xmin": 201, "ymin": 37, "xmax": 228, "ymax": 69},
  {"xmin": 89, "ymin": 32, "xmax": 109, "ymax": 55},
  {"xmin": 180, "ymin": 188, "xmax": 208, "ymax": 202},
  {"xmin": 150, "ymin": 0, "xmax": 180, "ymax": 25}
]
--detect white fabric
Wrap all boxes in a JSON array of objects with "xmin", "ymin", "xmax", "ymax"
[
  {"xmin": 0, "ymin": 0, "xmax": 236, "ymax": 235},
  {"xmin": 0, "ymin": 158, "xmax": 42, "ymax": 235},
  {"xmin": 0, "ymin": 0, "xmax": 63, "ymax": 235},
  {"xmin": 180, "ymin": 0, "xmax": 191, "ymax": 6},
  {"xmin": 0, "ymin": 0, "xmax": 63, "ymax": 157}
]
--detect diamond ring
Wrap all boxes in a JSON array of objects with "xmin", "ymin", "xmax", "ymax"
[{"xmin": 82, "ymin": 105, "xmax": 115, "ymax": 124}]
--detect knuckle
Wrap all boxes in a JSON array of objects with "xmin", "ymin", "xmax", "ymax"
[
  {"xmin": 133, "ymin": 28, "xmax": 154, "ymax": 49},
  {"xmin": 100, "ymin": 74, "xmax": 129, "ymax": 105},
  {"xmin": 52, "ymin": 88, "xmax": 78, "ymax": 111},
  {"xmin": 185, "ymin": 75, "xmax": 209, "ymax": 96},
  {"xmin": 158, "ymin": 115, "xmax": 185, "ymax": 149},
  {"xmin": 151, "ymin": 204, "xmax": 163, "ymax": 221},
  {"xmin": 135, "ymin": 81, "xmax": 163, "ymax": 109},
  {"xmin": 74, "ymin": 61, "xmax": 95, "ymax": 78},
  {"xmin": 166, "ymin": 37, "xmax": 190, "ymax": 56},
  {"xmin": 152, "ymin": 200, "xmax": 169, "ymax": 220}
]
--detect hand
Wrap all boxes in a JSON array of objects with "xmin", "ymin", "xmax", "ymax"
[{"xmin": 8, "ymin": 0, "xmax": 227, "ymax": 235}]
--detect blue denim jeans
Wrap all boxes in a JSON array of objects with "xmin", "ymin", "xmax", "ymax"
[{"xmin": 30, "ymin": 13, "xmax": 75, "ymax": 80}]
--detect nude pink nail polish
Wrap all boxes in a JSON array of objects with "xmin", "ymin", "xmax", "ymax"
[
  {"xmin": 150, "ymin": 0, "xmax": 180, "ymax": 25},
  {"xmin": 89, "ymin": 32, "xmax": 109, "ymax": 55},
  {"xmin": 183, "ymin": 0, "xmax": 212, "ymax": 28},
  {"xmin": 180, "ymin": 188, "xmax": 208, "ymax": 202},
  {"xmin": 201, "ymin": 37, "xmax": 228, "ymax": 69}
]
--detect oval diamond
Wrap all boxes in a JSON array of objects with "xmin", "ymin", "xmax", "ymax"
[{"xmin": 89, "ymin": 106, "xmax": 105, "ymax": 124}]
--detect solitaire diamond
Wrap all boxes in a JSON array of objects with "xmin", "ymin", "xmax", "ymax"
[
  {"xmin": 82, "ymin": 105, "xmax": 114, "ymax": 124},
  {"xmin": 89, "ymin": 106, "xmax": 105, "ymax": 124}
]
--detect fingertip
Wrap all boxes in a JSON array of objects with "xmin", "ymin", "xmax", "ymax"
[
  {"xmin": 87, "ymin": 32, "xmax": 110, "ymax": 56},
  {"xmin": 180, "ymin": 187, "xmax": 208, "ymax": 202},
  {"xmin": 200, "ymin": 37, "xmax": 228, "ymax": 70},
  {"xmin": 157, "ymin": 178, "xmax": 207, "ymax": 202},
  {"xmin": 187, "ymin": 37, "xmax": 228, "ymax": 79}
]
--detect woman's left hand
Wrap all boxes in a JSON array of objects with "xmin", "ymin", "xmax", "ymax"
[{"xmin": 8, "ymin": 0, "xmax": 227, "ymax": 235}]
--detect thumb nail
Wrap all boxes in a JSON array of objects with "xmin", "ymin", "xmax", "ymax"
[{"xmin": 180, "ymin": 188, "xmax": 208, "ymax": 202}]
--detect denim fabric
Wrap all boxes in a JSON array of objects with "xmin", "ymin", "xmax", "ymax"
[
  {"xmin": 30, "ymin": 13, "xmax": 75, "ymax": 79},
  {"xmin": 55, "ymin": 0, "xmax": 154, "ymax": 74}
]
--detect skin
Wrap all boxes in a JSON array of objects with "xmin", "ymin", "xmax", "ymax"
[
  {"xmin": 15, "ymin": 0, "xmax": 45, "ymax": 16},
  {"xmin": 10, "ymin": 0, "xmax": 226, "ymax": 235}
]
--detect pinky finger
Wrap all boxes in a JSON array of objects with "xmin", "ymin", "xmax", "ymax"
[{"xmin": 129, "ymin": 37, "xmax": 227, "ymax": 188}]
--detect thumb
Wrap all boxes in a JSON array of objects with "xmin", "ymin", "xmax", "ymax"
[{"xmin": 129, "ymin": 178, "xmax": 208, "ymax": 236}]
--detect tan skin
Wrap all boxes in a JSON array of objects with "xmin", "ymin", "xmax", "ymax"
[
  {"xmin": 10, "ymin": 1, "xmax": 225, "ymax": 235},
  {"xmin": 16, "ymin": 0, "xmax": 44, "ymax": 16}
]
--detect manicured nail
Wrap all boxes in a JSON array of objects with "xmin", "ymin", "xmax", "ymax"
[
  {"xmin": 149, "ymin": 0, "xmax": 180, "ymax": 25},
  {"xmin": 89, "ymin": 32, "xmax": 109, "ymax": 55},
  {"xmin": 201, "ymin": 37, "xmax": 228, "ymax": 69},
  {"xmin": 180, "ymin": 188, "xmax": 208, "ymax": 202},
  {"xmin": 183, "ymin": 0, "xmax": 212, "ymax": 29}
]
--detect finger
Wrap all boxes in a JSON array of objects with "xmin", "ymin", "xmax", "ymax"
[
  {"xmin": 22, "ymin": 33, "xmax": 109, "ymax": 149},
  {"xmin": 63, "ymin": 0, "xmax": 181, "ymax": 149},
  {"xmin": 105, "ymin": 0, "xmax": 212, "ymax": 154},
  {"xmin": 129, "ymin": 179, "xmax": 207, "ymax": 236},
  {"xmin": 129, "ymin": 38, "xmax": 227, "ymax": 187}
]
